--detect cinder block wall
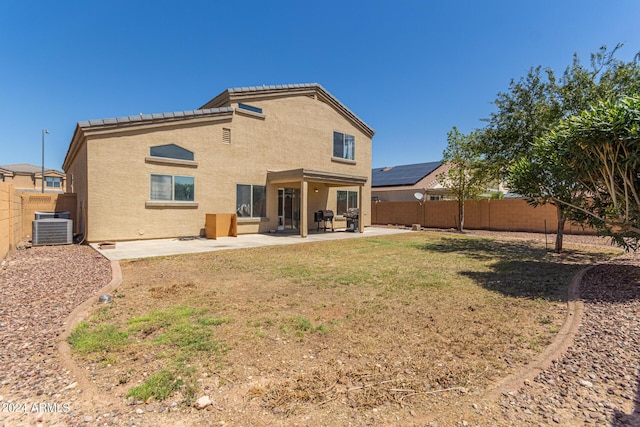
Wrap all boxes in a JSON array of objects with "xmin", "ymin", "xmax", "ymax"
[
  {"xmin": 0, "ymin": 190, "xmax": 78, "ymax": 261},
  {"xmin": 0, "ymin": 182, "xmax": 13, "ymax": 260},
  {"xmin": 0, "ymin": 183, "xmax": 25, "ymax": 261},
  {"xmin": 20, "ymin": 194, "xmax": 59, "ymax": 241},
  {"xmin": 372, "ymin": 199, "xmax": 595, "ymax": 234}
]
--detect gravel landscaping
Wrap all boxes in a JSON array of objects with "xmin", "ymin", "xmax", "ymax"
[
  {"xmin": 491, "ymin": 253, "xmax": 640, "ymax": 427},
  {"xmin": 0, "ymin": 245, "xmax": 112, "ymax": 426},
  {"xmin": 0, "ymin": 233, "xmax": 638, "ymax": 426}
]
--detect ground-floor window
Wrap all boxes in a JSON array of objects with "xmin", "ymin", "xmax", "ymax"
[
  {"xmin": 337, "ymin": 190, "xmax": 358, "ymax": 214},
  {"xmin": 236, "ymin": 184, "xmax": 266, "ymax": 218},
  {"xmin": 150, "ymin": 174, "xmax": 195, "ymax": 201}
]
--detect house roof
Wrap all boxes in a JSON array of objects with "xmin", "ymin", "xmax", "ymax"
[
  {"xmin": 372, "ymin": 161, "xmax": 442, "ymax": 187},
  {"xmin": 76, "ymin": 107, "xmax": 234, "ymax": 129},
  {"xmin": 63, "ymin": 107, "xmax": 234, "ymax": 171},
  {"xmin": 74, "ymin": 84, "xmax": 372, "ymax": 135},
  {"xmin": 0, "ymin": 163, "xmax": 64, "ymax": 175},
  {"xmin": 200, "ymin": 83, "xmax": 374, "ymax": 138}
]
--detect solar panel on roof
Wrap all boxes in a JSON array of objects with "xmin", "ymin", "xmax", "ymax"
[{"xmin": 372, "ymin": 162, "xmax": 442, "ymax": 187}]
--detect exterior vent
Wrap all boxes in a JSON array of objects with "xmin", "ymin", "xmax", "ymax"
[
  {"xmin": 34, "ymin": 211, "xmax": 71, "ymax": 220},
  {"xmin": 32, "ymin": 219, "xmax": 73, "ymax": 246},
  {"xmin": 222, "ymin": 128, "xmax": 231, "ymax": 144}
]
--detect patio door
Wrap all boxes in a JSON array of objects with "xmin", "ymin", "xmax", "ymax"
[{"xmin": 278, "ymin": 188, "xmax": 300, "ymax": 230}]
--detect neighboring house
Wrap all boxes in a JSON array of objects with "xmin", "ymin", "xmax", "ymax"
[
  {"xmin": 371, "ymin": 161, "xmax": 450, "ymax": 202},
  {"xmin": 0, "ymin": 163, "xmax": 66, "ymax": 193},
  {"xmin": 62, "ymin": 83, "xmax": 374, "ymax": 242}
]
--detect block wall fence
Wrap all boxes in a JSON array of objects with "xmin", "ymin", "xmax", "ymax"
[
  {"xmin": 0, "ymin": 181, "xmax": 76, "ymax": 261},
  {"xmin": 371, "ymin": 198, "xmax": 595, "ymax": 235},
  {"xmin": 1, "ymin": 190, "xmax": 595, "ymax": 261}
]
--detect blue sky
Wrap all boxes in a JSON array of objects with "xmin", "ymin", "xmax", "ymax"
[{"xmin": 1, "ymin": 1, "xmax": 638, "ymax": 170}]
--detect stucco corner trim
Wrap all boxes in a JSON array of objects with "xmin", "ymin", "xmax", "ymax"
[
  {"xmin": 145, "ymin": 156, "xmax": 198, "ymax": 168},
  {"xmin": 145, "ymin": 201, "xmax": 199, "ymax": 209}
]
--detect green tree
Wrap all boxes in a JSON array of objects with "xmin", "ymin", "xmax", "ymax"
[
  {"xmin": 480, "ymin": 45, "xmax": 640, "ymax": 179},
  {"xmin": 560, "ymin": 44, "xmax": 640, "ymax": 115},
  {"xmin": 479, "ymin": 44, "xmax": 640, "ymax": 250},
  {"xmin": 439, "ymin": 127, "xmax": 487, "ymax": 232},
  {"xmin": 478, "ymin": 66, "xmax": 561, "ymax": 180},
  {"xmin": 548, "ymin": 96, "xmax": 640, "ymax": 250}
]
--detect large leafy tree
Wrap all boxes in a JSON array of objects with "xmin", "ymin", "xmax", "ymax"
[
  {"xmin": 478, "ymin": 44, "xmax": 640, "ymax": 250},
  {"xmin": 478, "ymin": 65, "xmax": 561, "ymax": 180},
  {"xmin": 549, "ymin": 96, "xmax": 640, "ymax": 250},
  {"xmin": 439, "ymin": 127, "xmax": 487, "ymax": 232},
  {"xmin": 481, "ymin": 45, "xmax": 640, "ymax": 176}
]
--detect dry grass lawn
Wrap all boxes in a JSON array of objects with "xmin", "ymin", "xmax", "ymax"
[{"xmin": 70, "ymin": 231, "xmax": 620, "ymax": 425}]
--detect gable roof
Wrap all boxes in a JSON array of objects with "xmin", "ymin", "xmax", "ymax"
[
  {"xmin": 200, "ymin": 83, "xmax": 374, "ymax": 138},
  {"xmin": 372, "ymin": 161, "xmax": 442, "ymax": 187},
  {"xmin": 0, "ymin": 163, "xmax": 64, "ymax": 175}
]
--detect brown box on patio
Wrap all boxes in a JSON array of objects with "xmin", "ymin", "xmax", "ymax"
[{"xmin": 205, "ymin": 214, "xmax": 238, "ymax": 239}]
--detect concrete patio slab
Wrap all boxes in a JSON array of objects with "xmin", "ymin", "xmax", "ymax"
[{"xmin": 90, "ymin": 226, "xmax": 412, "ymax": 260}]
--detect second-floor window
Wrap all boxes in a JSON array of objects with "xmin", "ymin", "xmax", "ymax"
[
  {"xmin": 150, "ymin": 144, "xmax": 194, "ymax": 161},
  {"xmin": 333, "ymin": 131, "xmax": 355, "ymax": 161},
  {"xmin": 45, "ymin": 177, "xmax": 61, "ymax": 188}
]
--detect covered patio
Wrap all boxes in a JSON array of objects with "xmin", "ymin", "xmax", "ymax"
[{"xmin": 267, "ymin": 168, "xmax": 368, "ymax": 237}]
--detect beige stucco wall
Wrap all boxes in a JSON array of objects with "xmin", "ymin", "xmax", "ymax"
[
  {"xmin": 65, "ymin": 141, "xmax": 88, "ymax": 236},
  {"xmin": 72, "ymin": 93, "xmax": 372, "ymax": 241}
]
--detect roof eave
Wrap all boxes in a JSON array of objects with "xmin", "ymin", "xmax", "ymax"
[{"xmin": 62, "ymin": 107, "xmax": 234, "ymax": 172}]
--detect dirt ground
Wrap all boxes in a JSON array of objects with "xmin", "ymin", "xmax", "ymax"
[
  {"xmin": 69, "ymin": 230, "xmax": 624, "ymax": 426},
  {"xmin": 1, "ymin": 230, "xmax": 635, "ymax": 427}
]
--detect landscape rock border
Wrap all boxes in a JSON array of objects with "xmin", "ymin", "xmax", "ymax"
[
  {"xmin": 484, "ymin": 265, "xmax": 591, "ymax": 399},
  {"xmin": 56, "ymin": 259, "xmax": 123, "ymax": 407}
]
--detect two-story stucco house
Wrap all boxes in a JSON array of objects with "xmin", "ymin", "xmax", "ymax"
[{"xmin": 62, "ymin": 83, "xmax": 374, "ymax": 242}]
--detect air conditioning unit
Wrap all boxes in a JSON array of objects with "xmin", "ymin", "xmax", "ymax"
[
  {"xmin": 34, "ymin": 211, "xmax": 71, "ymax": 220},
  {"xmin": 32, "ymin": 219, "xmax": 73, "ymax": 246}
]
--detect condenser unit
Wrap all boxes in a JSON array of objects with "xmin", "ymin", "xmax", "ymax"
[
  {"xmin": 32, "ymin": 219, "xmax": 73, "ymax": 246},
  {"xmin": 34, "ymin": 211, "xmax": 71, "ymax": 220}
]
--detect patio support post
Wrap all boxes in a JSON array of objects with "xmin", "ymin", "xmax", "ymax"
[
  {"xmin": 300, "ymin": 180, "xmax": 308, "ymax": 238},
  {"xmin": 358, "ymin": 183, "xmax": 364, "ymax": 233}
]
